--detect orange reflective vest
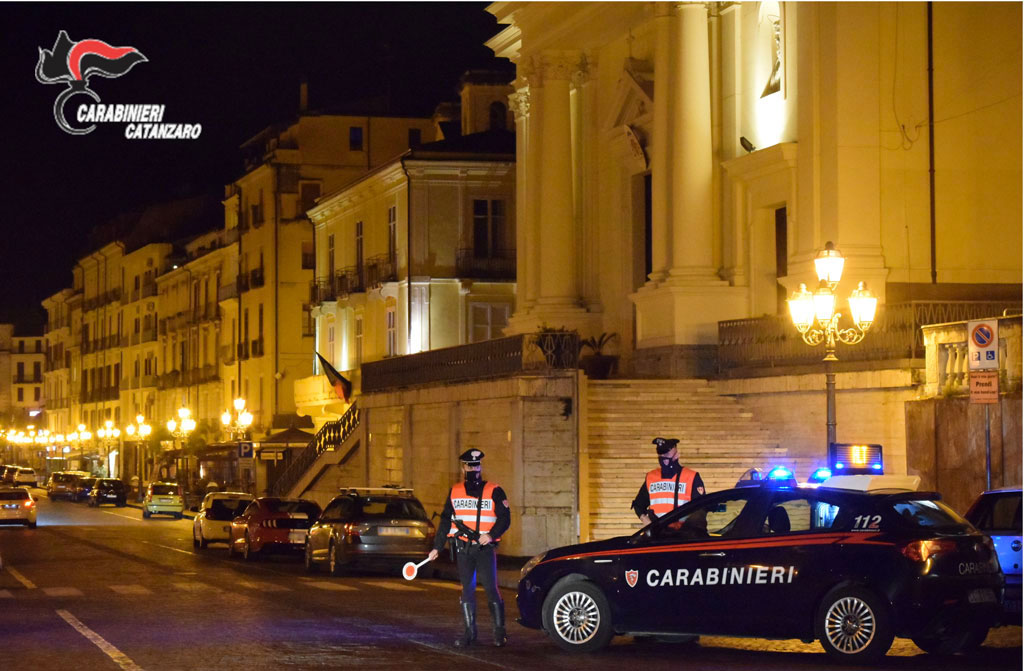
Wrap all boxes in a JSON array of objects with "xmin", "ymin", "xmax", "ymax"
[
  {"xmin": 645, "ymin": 467, "xmax": 697, "ymax": 517},
  {"xmin": 448, "ymin": 481, "xmax": 500, "ymax": 541}
]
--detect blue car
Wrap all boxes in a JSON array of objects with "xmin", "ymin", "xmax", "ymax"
[{"xmin": 965, "ymin": 487, "xmax": 1022, "ymax": 624}]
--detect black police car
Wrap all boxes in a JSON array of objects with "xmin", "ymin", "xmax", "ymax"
[{"xmin": 517, "ymin": 471, "xmax": 1003, "ymax": 663}]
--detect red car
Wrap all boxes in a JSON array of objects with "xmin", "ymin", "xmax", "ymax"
[{"xmin": 227, "ymin": 497, "xmax": 321, "ymax": 561}]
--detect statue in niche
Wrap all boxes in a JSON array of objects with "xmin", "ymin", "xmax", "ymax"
[{"xmin": 761, "ymin": 13, "xmax": 782, "ymax": 98}]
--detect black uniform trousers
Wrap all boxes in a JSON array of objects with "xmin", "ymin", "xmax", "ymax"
[{"xmin": 455, "ymin": 541, "xmax": 502, "ymax": 606}]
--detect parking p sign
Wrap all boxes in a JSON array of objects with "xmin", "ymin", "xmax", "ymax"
[{"xmin": 967, "ymin": 320, "xmax": 999, "ymax": 371}]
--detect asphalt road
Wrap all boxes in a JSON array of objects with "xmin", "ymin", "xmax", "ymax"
[{"xmin": 0, "ymin": 490, "xmax": 1019, "ymax": 671}]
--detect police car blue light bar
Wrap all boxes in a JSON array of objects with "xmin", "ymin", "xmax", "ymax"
[
  {"xmin": 828, "ymin": 443, "xmax": 884, "ymax": 475},
  {"xmin": 767, "ymin": 466, "xmax": 793, "ymax": 480},
  {"xmin": 808, "ymin": 467, "xmax": 832, "ymax": 483}
]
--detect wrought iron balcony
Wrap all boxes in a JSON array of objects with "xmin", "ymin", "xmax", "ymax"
[
  {"xmin": 250, "ymin": 267, "xmax": 265, "ymax": 288},
  {"xmin": 456, "ymin": 248, "xmax": 516, "ymax": 279},
  {"xmin": 251, "ymin": 338, "xmax": 265, "ymax": 357},
  {"xmin": 218, "ymin": 282, "xmax": 239, "ymax": 302}
]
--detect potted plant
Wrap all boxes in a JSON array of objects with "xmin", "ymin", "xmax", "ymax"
[{"xmin": 579, "ymin": 333, "xmax": 619, "ymax": 379}]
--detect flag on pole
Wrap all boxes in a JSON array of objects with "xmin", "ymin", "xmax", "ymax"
[{"xmin": 316, "ymin": 352, "xmax": 352, "ymax": 403}]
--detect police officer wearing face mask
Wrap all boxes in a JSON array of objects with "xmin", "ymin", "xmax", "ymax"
[
  {"xmin": 631, "ymin": 437, "xmax": 704, "ymax": 525},
  {"xmin": 427, "ymin": 449, "xmax": 511, "ymax": 648}
]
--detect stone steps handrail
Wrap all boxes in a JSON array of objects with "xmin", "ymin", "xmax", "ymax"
[{"xmin": 269, "ymin": 402, "xmax": 360, "ymax": 496}]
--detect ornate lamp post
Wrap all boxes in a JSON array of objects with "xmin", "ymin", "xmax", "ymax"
[
  {"xmin": 220, "ymin": 397, "xmax": 253, "ymax": 440},
  {"xmin": 787, "ymin": 242, "xmax": 878, "ymax": 449},
  {"xmin": 124, "ymin": 414, "xmax": 152, "ymax": 485},
  {"xmin": 96, "ymin": 419, "xmax": 121, "ymax": 478},
  {"xmin": 166, "ymin": 406, "xmax": 196, "ymax": 488}
]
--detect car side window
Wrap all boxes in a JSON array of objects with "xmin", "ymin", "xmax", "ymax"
[
  {"xmin": 657, "ymin": 493, "xmax": 756, "ymax": 541},
  {"xmin": 760, "ymin": 496, "xmax": 843, "ymax": 535},
  {"xmin": 336, "ymin": 498, "xmax": 355, "ymax": 520},
  {"xmin": 321, "ymin": 501, "xmax": 344, "ymax": 521},
  {"xmin": 242, "ymin": 502, "xmax": 258, "ymax": 518}
]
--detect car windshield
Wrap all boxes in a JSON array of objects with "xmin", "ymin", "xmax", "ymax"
[
  {"xmin": 967, "ymin": 492, "xmax": 1022, "ymax": 533},
  {"xmin": 264, "ymin": 500, "xmax": 320, "ymax": 518},
  {"xmin": 151, "ymin": 484, "xmax": 179, "ymax": 496},
  {"xmin": 79, "ymin": 478, "xmax": 96, "ymax": 487},
  {"xmin": 54, "ymin": 473, "xmax": 78, "ymax": 483},
  {"xmin": 0, "ymin": 490, "xmax": 29, "ymax": 500},
  {"xmin": 207, "ymin": 498, "xmax": 250, "ymax": 520},
  {"xmin": 356, "ymin": 497, "xmax": 429, "ymax": 520},
  {"xmin": 98, "ymin": 480, "xmax": 124, "ymax": 490},
  {"xmin": 891, "ymin": 499, "xmax": 971, "ymax": 531}
]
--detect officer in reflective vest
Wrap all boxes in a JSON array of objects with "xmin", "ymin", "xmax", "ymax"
[
  {"xmin": 631, "ymin": 437, "xmax": 705, "ymax": 525},
  {"xmin": 428, "ymin": 449, "xmax": 511, "ymax": 647}
]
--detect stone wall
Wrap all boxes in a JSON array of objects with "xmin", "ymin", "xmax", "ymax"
[
  {"xmin": 714, "ymin": 369, "xmax": 918, "ymax": 474},
  {"xmin": 358, "ymin": 372, "xmax": 579, "ymax": 556},
  {"xmin": 905, "ymin": 395, "xmax": 1022, "ymax": 514}
]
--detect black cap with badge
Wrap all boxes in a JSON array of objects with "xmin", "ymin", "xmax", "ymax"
[
  {"xmin": 652, "ymin": 437, "xmax": 679, "ymax": 455},
  {"xmin": 459, "ymin": 449, "xmax": 485, "ymax": 465}
]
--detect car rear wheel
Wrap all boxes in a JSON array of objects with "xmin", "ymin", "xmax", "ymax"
[
  {"xmin": 816, "ymin": 586, "xmax": 894, "ymax": 663},
  {"xmin": 541, "ymin": 580, "xmax": 614, "ymax": 653},
  {"xmin": 193, "ymin": 526, "xmax": 207, "ymax": 549},
  {"xmin": 143, "ymin": 510, "xmax": 151, "ymax": 519},
  {"xmin": 912, "ymin": 624, "xmax": 989, "ymax": 656},
  {"xmin": 304, "ymin": 542, "xmax": 317, "ymax": 573},
  {"xmin": 27, "ymin": 521, "xmax": 37, "ymax": 529},
  {"xmin": 243, "ymin": 532, "xmax": 259, "ymax": 561},
  {"xmin": 328, "ymin": 541, "xmax": 345, "ymax": 577},
  {"xmin": 227, "ymin": 536, "xmax": 236, "ymax": 558}
]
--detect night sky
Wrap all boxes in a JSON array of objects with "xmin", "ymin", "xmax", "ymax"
[{"xmin": 1, "ymin": 2, "xmax": 508, "ymax": 333}]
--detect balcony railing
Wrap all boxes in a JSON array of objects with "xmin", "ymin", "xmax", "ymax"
[
  {"xmin": 250, "ymin": 267, "xmax": 265, "ymax": 289},
  {"xmin": 717, "ymin": 300, "xmax": 1024, "ymax": 374},
  {"xmin": 237, "ymin": 342, "xmax": 250, "ymax": 360},
  {"xmin": 237, "ymin": 274, "xmax": 251, "ymax": 293},
  {"xmin": 456, "ymin": 248, "xmax": 516, "ymax": 279},
  {"xmin": 269, "ymin": 402, "xmax": 361, "ymax": 496},
  {"xmin": 218, "ymin": 282, "xmax": 239, "ymax": 302},
  {"xmin": 220, "ymin": 345, "xmax": 235, "ymax": 365},
  {"xmin": 364, "ymin": 255, "xmax": 396, "ymax": 289},
  {"xmin": 141, "ymin": 282, "xmax": 157, "ymax": 298},
  {"xmin": 362, "ymin": 332, "xmax": 579, "ymax": 394},
  {"xmin": 251, "ymin": 338, "xmax": 265, "ymax": 357},
  {"xmin": 142, "ymin": 328, "xmax": 157, "ymax": 343}
]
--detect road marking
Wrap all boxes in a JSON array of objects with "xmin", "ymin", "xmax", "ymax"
[
  {"xmin": 6, "ymin": 566, "xmax": 36, "ymax": 589},
  {"xmin": 108, "ymin": 585, "xmax": 152, "ymax": 595},
  {"xmin": 421, "ymin": 580, "xmax": 462, "ymax": 591},
  {"xmin": 307, "ymin": 580, "xmax": 357, "ymax": 591},
  {"xmin": 43, "ymin": 587, "xmax": 84, "ymax": 597},
  {"xmin": 237, "ymin": 580, "xmax": 292, "ymax": 592},
  {"xmin": 139, "ymin": 540, "xmax": 193, "ymax": 556},
  {"xmin": 57, "ymin": 609, "xmax": 145, "ymax": 671},
  {"xmin": 172, "ymin": 582, "xmax": 220, "ymax": 593},
  {"xmin": 359, "ymin": 580, "xmax": 422, "ymax": 592},
  {"xmin": 408, "ymin": 639, "xmax": 513, "ymax": 669},
  {"xmin": 0, "ymin": 590, "xmax": 12, "ymax": 598},
  {"xmin": 99, "ymin": 510, "xmax": 145, "ymax": 523}
]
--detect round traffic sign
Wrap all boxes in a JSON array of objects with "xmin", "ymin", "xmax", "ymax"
[{"xmin": 971, "ymin": 324, "xmax": 994, "ymax": 348}]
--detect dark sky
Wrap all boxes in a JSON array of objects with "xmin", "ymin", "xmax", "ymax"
[{"xmin": 1, "ymin": 2, "xmax": 509, "ymax": 333}]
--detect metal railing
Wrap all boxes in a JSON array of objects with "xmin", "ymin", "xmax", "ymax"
[
  {"xmin": 718, "ymin": 300, "xmax": 1023, "ymax": 373},
  {"xmin": 456, "ymin": 248, "xmax": 516, "ymax": 279},
  {"xmin": 269, "ymin": 402, "xmax": 361, "ymax": 496},
  {"xmin": 218, "ymin": 282, "xmax": 239, "ymax": 302},
  {"xmin": 362, "ymin": 332, "xmax": 579, "ymax": 393}
]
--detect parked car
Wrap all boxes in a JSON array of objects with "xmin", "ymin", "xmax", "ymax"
[
  {"xmin": 516, "ymin": 472, "xmax": 1003, "ymax": 662},
  {"xmin": 0, "ymin": 465, "xmax": 19, "ymax": 485},
  {"xmin": 965, "ymin": 487, "xmax": 1022, "ymax": 625},
  {"xmin": 0, "ymin": 487, "xmax": 37, "ymax": 528},
  {"xmin": 143, "ymin": 482, "xmax": 184, "ymax": 519},
  {"xmin": 305, "ymin": 487, "xmax": 435, "ymax": 576},
  {"xmin": 192, "ymin": 492, "xmax": 253, "ymax": 548},
  {"xmin": 13, "ymin": 467, "xmax": 37, "ymax": 487},
  {"xmin": 73, "ymin": 477, "xmax": 98, "ymax": 502},
  {"xmin": 227, "ymin": 497, "xmax": 321, "ymax": 561},
  {"xmin": 88, "ymin": 478, "xmax": 128, "ymax": 507},
  {"xmin": 47, "ymin": 471, "xmax": 91, "ymax": 500}
]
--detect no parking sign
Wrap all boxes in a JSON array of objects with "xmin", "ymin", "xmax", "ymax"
[{"xmin": 967, "ymin": 320, "xmax": 999, "ymax": 371}]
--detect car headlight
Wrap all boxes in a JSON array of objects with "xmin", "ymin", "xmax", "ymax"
[{"xmin": 520, "ymin": 551, "xmax": 548, "ymax": 580}]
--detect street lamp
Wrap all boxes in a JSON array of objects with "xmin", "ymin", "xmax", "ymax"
[
  {"xmin": 166, "ymin": 406, "xmax": 196, "ymax": 489},
  {"xmin": 787, "ymin": 241, "xmax": 878, "ymax": 449},
  {"xmin": 221, "ymin": 397, "xmax": 253, "ymax": 440},
  {"xmin": 96, "ymin": 419, "xmax": 121, "ymax": 478}
]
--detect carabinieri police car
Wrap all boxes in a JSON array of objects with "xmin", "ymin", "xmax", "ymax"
[{"xmin": 516, "ymin": 469, "xmax": 1003, "ymax": 663}]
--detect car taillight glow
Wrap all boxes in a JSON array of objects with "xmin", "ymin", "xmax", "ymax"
[
  {"xmin": 901, "ymin": 539, "xmax": 958, "ymax": 562},
  {"xmin": 24, "ymin": 500, "xmax": 35, "ymax": 508}
]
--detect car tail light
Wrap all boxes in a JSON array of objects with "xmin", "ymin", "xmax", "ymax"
[
  {"xmin": 260, "ymin": 519, "xmax": 280, "ymax": 528},
  {"xmin": 902, "ymin": 539, "xmax": 958, "ymax": 562},
  {"xmin": 23, "ymin": 500, "xmax": 35, "ymax": 508},
  {"xmin": 344, "ymin": 523, "xmax": 362, "ymax": 542}
]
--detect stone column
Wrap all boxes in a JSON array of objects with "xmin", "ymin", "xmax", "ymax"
[
  {"xmin": 669, "ymin": 1, "xmax": 716, "ymax": 280},
  {"xmin": 536, "ymin": 52, "xmax": 580, "ymax": 305},
  {"xmin": 574, "ymin": 51, "xmax": 601, "ymax": 311},
  {"xmin": 509, "ymin": 85, "xmax": 534, "ymax": 313},
  {"xmin": 649, "ymin": 2, "xmax": 674, "ymax": 283}
]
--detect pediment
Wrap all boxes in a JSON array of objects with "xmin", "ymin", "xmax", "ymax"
[{"xmin": 605, "ymin": 60, "xmax": 654, "ymax": 130}]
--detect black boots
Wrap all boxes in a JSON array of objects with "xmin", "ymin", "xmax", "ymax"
[
  {"xmin": 489, "ymin": 601, "xmax": 507, "ymax": 647},
  {"xmin": 454, "ymin": 601, "xmax": 477, "ymax": 647}
]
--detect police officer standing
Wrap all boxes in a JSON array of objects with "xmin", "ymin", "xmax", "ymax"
[
  {"xmin": 631, "ymin": 437, "xmax": 705, "ymax": 524},
  {"xmin": 428, "ymin": 449, "xmax": 511, "ymax": 648}
]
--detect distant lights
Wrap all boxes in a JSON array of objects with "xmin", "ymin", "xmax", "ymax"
[{"xmin": 835, "ymin": 463, "xmax": 845, "ymax": 469}]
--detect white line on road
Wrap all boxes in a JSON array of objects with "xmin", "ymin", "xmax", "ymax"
[
  {"xmin": 408, "ymin": 639, "xmax": 514, "ymax": 670},
  {"xmin": 43, "ymin": 587, "xmax": 83, "ymax": 597},
  {"xmin": 307, "ymin": 580, "xmax": 358, "ymax": 591},
  {"xmin": 99, "ymin": 510, "xmax": 145, "ymax": 523},
  {"xmin": 6, "ymin": 566, "xmax": 36, "ymax": 589},
  {"xmin": 108, "ymin": 585, "xmax": 152, "ymax": 595},
  {"xmin": 236, "ymin": 580, "xmax": 292, "ymax": 592},
  {"xmin": 139, "ymin": 540, "xmax": 193, "ymax": 556},
  {"xmin": 56, "ymin": 609, "xmax": 145, "ymax": 671}
]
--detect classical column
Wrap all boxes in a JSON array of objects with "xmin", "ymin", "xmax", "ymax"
[
  {"xmin": 574, "ymin": 51, "xmax": 601, "ymax": 311},
  {"xmin": 668, "ymin": 1, "xmax": 716, "ymax": 280},
  {"xmin": 536, "ymin": 52, "xmax": 580, "ymax": 305},
  {"xmin": 649, "ymin": 2, "xmax": 674, "ymax": 284},
  {"xmin": 508, "ymin": 85, "xmax": 534, "ymax": 313}
]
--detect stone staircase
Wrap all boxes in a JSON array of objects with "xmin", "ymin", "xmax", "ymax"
[
  {"xmin": 269, "ymin": 402, "xmax": 362, "ymax": 500},
  {"xmin": 584, "ymin": 379, "xmax": 818, "ymax": 540}
]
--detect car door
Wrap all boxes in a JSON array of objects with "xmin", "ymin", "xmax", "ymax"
[
  {"xmin": 716, "ymin": 489, "xmax": 851, "ymax": 638},
  {"xmin": 614, "ymin": 490, "xmax": 762, "ymax": 634},
  {"xmin": 310, "ymin": 500, "xmax": 345, "ymax": 561}
]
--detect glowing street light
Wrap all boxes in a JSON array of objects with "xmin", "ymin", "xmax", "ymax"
[{"xmin": 787, "ymin": 241, "xmax": 878, "ymax": 449}]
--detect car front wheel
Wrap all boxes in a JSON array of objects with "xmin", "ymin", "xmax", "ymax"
[
  {"xmin": 304, "ymin": 542, "xmax": 317, "ymax": 573},
  {"xmin": 243, "ymin": 533, "xmax": 259, "ymax": 561},
  {"xmin": 541, "ymin": 580, "xmax": 614, "ymax": 653},
  {"xmin": 328, "ymin": 541, "xmax": 345, "ymax": 576},
  {"xmin": 816, "ymin": 586, "xmax": 894, "ymax": 663}
]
